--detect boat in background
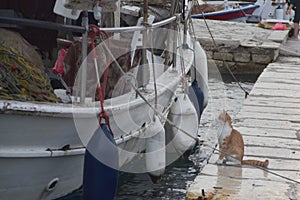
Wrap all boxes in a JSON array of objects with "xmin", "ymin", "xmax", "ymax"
[
  {"xmin": 0, "ymin": 0, "xmax": 208, "ymax": 199},
  {"xmin": 191, "ymin": 0, "xmax": 261, "ymax": 22},
  {"xmin": 191, "ymin": 0, "xmax": 290, "ymax": 23}
]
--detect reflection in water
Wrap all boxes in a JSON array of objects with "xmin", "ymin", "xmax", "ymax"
[
  {"xmin": 116, "ymin": 157, "xmax": 197, "ymax": 200},
  {"xmin": 216, "ymin": 165, "xmax": 242, "ymax": 195}
]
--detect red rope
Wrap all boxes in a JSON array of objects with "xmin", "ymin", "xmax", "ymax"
[
  {"xmin": 88, "ymin": 24, "xmax": 112, "ymax": 134},
  {"xmin": 99, "ymin": 29, "xmax": 110, "ymax": 98}
]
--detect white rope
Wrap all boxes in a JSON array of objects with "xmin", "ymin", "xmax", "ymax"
[
  {"xmin": 149, "ymin": 29, "xmax": 158, "ymax": 111},
  {"xmin": 100, "ymin": 17, "xmax": 300, "ymax": 185}
]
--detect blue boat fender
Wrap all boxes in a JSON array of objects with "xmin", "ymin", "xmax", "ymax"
[
  {"xmin": 188, "ymin": 41, "xmax": 208, "ymax": 123},
  {"xmin": 188, "ymin": 80, "xmax": 204, "ymax": 123},
  {"xmin": 83, "ymin": 124, "xmax": 119, "ymax": 200}
]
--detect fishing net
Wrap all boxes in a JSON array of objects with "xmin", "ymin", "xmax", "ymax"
[{"xmin": 0, "ymin": 44, "xmax": 60, "ymax": 102}]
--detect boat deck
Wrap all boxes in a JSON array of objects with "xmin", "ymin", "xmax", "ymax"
[{"xmin": 186, "ymin": 35, "xmax": 300, "ymax": 199}]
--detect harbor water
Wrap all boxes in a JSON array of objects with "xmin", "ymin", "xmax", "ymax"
[
  {"xmin": 115, "ymin": 79, "xmax": 255, "ymax": 200},
  {"xmin": 65, "ymin": 76, "xmax": 255, "ymax": 200}
]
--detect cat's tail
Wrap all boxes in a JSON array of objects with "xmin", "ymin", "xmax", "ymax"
[{"xmin": 242, "ymin": 159, "xmax": 269, "ymax": 168}]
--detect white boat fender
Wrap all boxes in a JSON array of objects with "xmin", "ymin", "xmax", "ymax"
[
  {"xmin": 83, "ymin": 124, "xmax": 119, "ymax": 200},
  {"xmin": 166, "ymin": 93, "xmax": 199, "ymax": 155},
  {"xmin": 145, "ymin": 116, "xmax": 166, "ymax": 183},
  {"xmin": 193, "ymin": 41, "xmax": 209, "ymax": 108}
]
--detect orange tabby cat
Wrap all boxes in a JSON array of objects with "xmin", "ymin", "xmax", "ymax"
[{"xmin": 216, "ymin": 111, "xmax": 269, "ymax": 167}]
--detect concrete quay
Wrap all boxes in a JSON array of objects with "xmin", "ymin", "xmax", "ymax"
[
  {"xmin": 186, "ymin": 20, "xmax": 300, "ymax": 200},
  {"xmin": 186, "ymin": 58, "xmax": 300, "ymax": 199},
  {"xmin": 192, "ymin": 19, "xmax": 290, "ymax": 74}
]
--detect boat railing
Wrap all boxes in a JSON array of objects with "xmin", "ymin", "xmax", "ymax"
[
  {"xmin": 0, "ymin": 15, "xmax": 177, "ymax": 34},
  {"xmin": 0, "ymin": 0, "xmax": 196, "ymax": 33},
  {"xmin": 0, "ymin": 1, "xmax": 195, "ymax": 103},
  {"xmin": 0, "ymin": 13, "xmax": 179, "ymax": 103}
]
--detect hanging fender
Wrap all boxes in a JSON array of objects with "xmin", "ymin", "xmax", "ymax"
[
  {"xmin": 188, "ymin": 79, "xmax": 204, "ymax": 123},
  {"xmin": 83, "ymin": 24, "xmax": 117, "ymax": 200},
  {"xmin": 145, "ymin": 116, "xmax": 166, "ymax": 183},
  {"xmin": 193, "ymin": 41, "xmax": 209, "ymax": 108},
  {"xmin": 166, "ymin": 93, "xmax": 199, "ymax": 155},
  {"xmin": 83, "ymin": 124, "xmax": 119, "ymax": 200}
]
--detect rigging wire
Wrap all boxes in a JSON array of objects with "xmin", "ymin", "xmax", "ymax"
[
  {"xmin": 201, "ymin": 117, "xmax": 300, "ymax": 185},
  {"xmin": 201, "ymin": 13, "xmax": 250, "ymax": 98},
  {"xmin": 202, "ymin": 142, "xmax": 300, "ymax": 185},
  {"xmin": 189, "ymin": 7, "xmax": 300, "ymax": 186},
  {"xmin": 100, "ymin": 29, "xmax": 200, "ymax": 144},
  {"xmin": 188, "ymin": 13, "xmax": 201, "ymax": 81},
  {"xmin": 97, "ymin": 21, "xmax": 300, "ymax": 186},
  {"xmin": 175, "ymin": 21, "xmax": 186, "ymax": 75},
  {"xmin": 177, "ymin": 25, "xmax": 188, "ymax": 94},
  {"xmin": 149, "ymin": 29, "xmax": 158, "ymax": 111},
  {"xmin": 92, "ymin": 9, "xmax": 299, "ymax": 185}
]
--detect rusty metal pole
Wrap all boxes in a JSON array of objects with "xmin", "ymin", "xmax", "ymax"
[{"xmin": 80, "ymin": 11, "xmax": 89, "ymax": 103}]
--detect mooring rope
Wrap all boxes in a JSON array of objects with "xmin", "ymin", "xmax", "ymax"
[
  {"xmin": 99, "ymin": 20, "xmax": 300, "ymax": 186},
  {"xmin": 149, "ymin": 29, "xmax": 158, "ymax": 111},
  {"xmin": 100, "ymin": 28, "xmax": 201, "ymax": 144},
  {"xmin": 199, "ymin": 118, "xmax": 300, "ymax": 185},
  {"xmin": 197, "ymin": 16, "xmax": 300, "ymax": 184},
  {"xmin": 279, "ymin": 45, "xmax": 300, "ymax": 57},
  {"xmin": 201, "ymin": 14, "xmax": 250, "ymax": 98},
  {"xmin": 203, "ymin": 143, "xmax": 300, "ymax": 185}
]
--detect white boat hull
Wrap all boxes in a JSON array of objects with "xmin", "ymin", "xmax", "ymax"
[
  {"xmin": 0, "ymin": 86, "xmax": 174, "ymax": 199},
  {"xmin": 0, "ymin": 149, "xmax": 84, "ymax": 200},
  {"xmin": 0, "ymin": 4, "xmax": 204, "ymax": 198},
  {"xmin": 0, "ymin": 58, "xmax": 192, "ymax": 199}
]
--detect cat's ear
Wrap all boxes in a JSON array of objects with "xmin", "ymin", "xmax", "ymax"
[
  {"xmin": 225, "ymin": 112, "xmax": 232, "ymax": 122},
  {"xmin": 225, "ymin": 110, "xmax": 232, "ymax": 117},
  {"xmin": 220, "ymin": 110, "xmax": 225, "ymax": 117},
  {"xmin": 218, "ymin": 110, "xmax": 225, "ymax": 121}
]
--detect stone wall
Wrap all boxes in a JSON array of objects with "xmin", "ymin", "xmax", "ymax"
[
  {"xmin": 198, "ymin": 38, "xmax": 280, "ymax": 75},
  {"xmin": 192, "ymin": 19, "xmax": 288, "ymax": 75}
]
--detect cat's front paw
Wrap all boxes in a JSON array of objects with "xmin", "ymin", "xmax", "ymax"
[{"xmin": 216, "ymin": 159, "xmax": 224, "ymax": 165}]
